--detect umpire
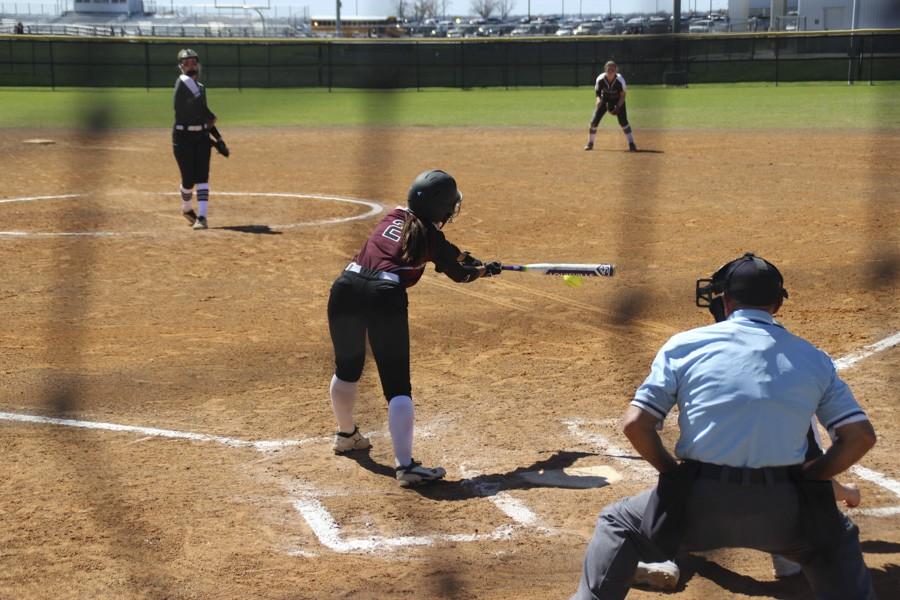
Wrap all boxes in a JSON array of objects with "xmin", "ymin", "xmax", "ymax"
[
  {"xmin": 172, "ymin": 48, "xmax": 228, "ymax": 230},
  {"xmin": 571, "ymin": 253, "xmax": 877, "ymax": 600}
]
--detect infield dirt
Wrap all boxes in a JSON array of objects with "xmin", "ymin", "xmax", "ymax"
[{"xmin": 1, "ymin": 126, "xmax": 898, "ymax": 599}]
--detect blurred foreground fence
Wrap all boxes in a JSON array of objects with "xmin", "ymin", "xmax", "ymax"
[{"xmin": 1, "ymin": 29, "xmax": 898, "ymax": 89}]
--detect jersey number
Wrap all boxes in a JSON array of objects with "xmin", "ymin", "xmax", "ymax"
[{"xmin": 382, "ymin": 219, "xmax": 404, "ymax": 243}]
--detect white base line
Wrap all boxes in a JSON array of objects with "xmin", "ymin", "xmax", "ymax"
[
  {"xmin": 833, "ymin": 331, "xmax": 900, "ymax": 371},
  {"xmin": 0, "ymin": 411, "xmax": 320, "ymax": 453}
]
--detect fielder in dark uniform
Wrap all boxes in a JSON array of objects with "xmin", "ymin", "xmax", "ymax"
[
  {"xmin": 584, "ymin": 61, "xmax": 637, "ymax": 152},
  {"xmin": 172, "ymin": 49, "xmax": 228, "ymax": 230},
  {"xmin": 571, "ymin": 253, "xmax": 877, "ymax": 600},
  {"xmin": 328, "ymin": 169, "xmax": 501, "ymax": 487}
]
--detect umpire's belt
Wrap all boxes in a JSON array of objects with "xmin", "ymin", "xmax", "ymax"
[
  {"xmin": 174, "ymin": 124, "xmax": 207, "ymax": 131},
  {"xmin": 346, "ymin": 261, "xmax": 400, "ymax": 284},
  {"xmin": 695, "ymin": 462, "xmax": 793, "ymax": 485}
]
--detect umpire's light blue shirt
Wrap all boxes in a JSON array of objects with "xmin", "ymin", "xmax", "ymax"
[{"xmin": 631, "ymin": 309, "xmax": 868, "ymax": 468}]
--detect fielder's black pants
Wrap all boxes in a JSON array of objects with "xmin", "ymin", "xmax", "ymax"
[
  {"xmin": 591, "ymin": 102, "xmax": 629, "ymax": 128},
  {"xmin": 172, "ymin": 129, "xmax": 211, "ymax": 188},
  {"xmin": 327, "ymin": 269, "xmax": 410, "ymax": 400}
]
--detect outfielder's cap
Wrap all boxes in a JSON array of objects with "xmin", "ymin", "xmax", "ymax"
[{"xmin": 720, "ymin": 253, "xmax": 788, "ymax": 306}]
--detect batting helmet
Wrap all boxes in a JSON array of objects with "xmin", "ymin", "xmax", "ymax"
[
  {"xmin": 407, "ymin": 169, "xmax": 462, "ymax": 225},
  {"xmin": 177, "ymin": 48, "xmax": 199, "ymax": 64},
  {"xmin": 697, "ymin": 253, "xmax": 789, "ymax": 320}
]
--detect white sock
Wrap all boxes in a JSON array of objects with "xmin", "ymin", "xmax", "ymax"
[
  {"xmin": 623, "ymin": 126, "xmax": 635, "ymax": 144},
  {"xmin": 588, "ymin": 128, "xmax": 597, "ymax": 144},
  {"xmin": 180, "ymin": 187, "xmax": 193, "ymax": 212},
  {"xmin": 330, "ymin": 375, "xmax": 358, "ymax": 434},
  {"xmin": 197, "ymin": 183, "xmax": 209, "ymax": 217},
  {"xmin": 388, "ymin": 395, "xmax": 414, "ymax": 467}
]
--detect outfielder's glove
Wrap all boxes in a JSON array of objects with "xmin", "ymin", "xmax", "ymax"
[
  {"xmin": 482, "ymin": 261, "xmax": 502, "ymax": 278},
  {"xmin": 460, "ymin": 251, "xmax": 483, "ymax": 267},
  {"xmin": 213, "ymin": 138, "xmax": 230, "ymax": 158},
  {"xmin": 609, "ymin": 105, "xmax": 619, "ymax": 115}
]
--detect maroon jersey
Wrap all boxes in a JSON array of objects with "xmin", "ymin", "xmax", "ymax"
[{"xmin": 353, "ymin": 207, "xmax": 463, "ymax": 288}]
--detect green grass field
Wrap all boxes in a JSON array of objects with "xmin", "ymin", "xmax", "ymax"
[{"xmin": 1, "ymin": 83, "xmax": 898, "ymax": 129}]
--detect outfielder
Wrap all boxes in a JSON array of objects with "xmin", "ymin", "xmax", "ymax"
[
  {"xmin": 584, "ymin": 61, "xmax": 637, "ymax": 152},
  {"xmin": 327, "ymin": 169, "xmax": 501, "ymax": 487},
  {"xmin": 172, "ymin": 49, "xmax": 228, "ymax": 230}
]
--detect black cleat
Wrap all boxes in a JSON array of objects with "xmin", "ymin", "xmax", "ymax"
[
  {"xmin": 182, "ymin": 209, "xmax": 198, "ymax": 226},
  {"xmin": 584, "ymin": 142, "xmax": 594, "ymax": 151},
  {"xmin": 629, "ymin": 142, "xmax": 638, "ymax": 152}
]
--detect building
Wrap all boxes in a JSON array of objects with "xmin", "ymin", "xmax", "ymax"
[
  {"xmin": 729, "ymin": 0, "xmax": 900, "ymax": 31},
  {"xmin": 73, "ymin": 0, "xmax": 145, "ymax": 16}
]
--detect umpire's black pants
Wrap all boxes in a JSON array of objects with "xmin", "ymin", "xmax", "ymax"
[
  {"xmin": 572, "ymin": 476, "xmax": 875, "ymax": 600},
  {"xmin": 172, "ymin": 129, "xmax": 211, "ymax": 189},
  {"xmin": 591, "ymin": 102, "xmax": 629, "ymax": 128},
  {"xmin": 327, "ymin": 268, "xmax": 410, "ymax": 401}
]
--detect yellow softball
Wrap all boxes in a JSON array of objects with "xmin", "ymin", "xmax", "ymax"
[{"xmin": 562, "ymin": 274, "xmax": 583, "ymax": 288}]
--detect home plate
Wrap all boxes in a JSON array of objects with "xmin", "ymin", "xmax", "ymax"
[
  {"xmin": 518, "ymin": 465, "xmax": 622, "ymax": 489},
  {"xmin": 23, "ymin": 139, "xmax": 56, "ymax": 145}
]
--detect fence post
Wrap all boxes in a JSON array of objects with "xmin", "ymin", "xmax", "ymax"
[
  {"xmin": 415, "ymin": 40, "xmax": 420, "ymax": 91},
  {"xmin": 266, "ymin": 42, "xmax": 271, "ymax": 88},
  {"xmin": 144, "ymin": 41, "xmax": 150, "ymax": 91},
  {"xmin": 49, "ymin": 38, "xmax": 55, "ymax": 90},
  {"xmin": 460, "ymin": 41, "xmax": 465, "ymax": 89},
  {"xmin": 237, "ymin": 43, "xmax": 242, "ymax": 91},
  {"xmin": 774, "ymin": 35, "xmax": 779, "ymax": 87},
  {"xmin": 328, "ymin": 41, "xmax": 332, "ymax": 92}
]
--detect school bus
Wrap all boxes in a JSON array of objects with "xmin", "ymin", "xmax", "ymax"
[{"xmin": 310, "ymin": 16, "xmax": 405, "ymax": 37}]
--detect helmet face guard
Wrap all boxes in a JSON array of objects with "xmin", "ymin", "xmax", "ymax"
[{"xmin": 443, "ymin": 191, "xmax": 463, "ymax": 225}]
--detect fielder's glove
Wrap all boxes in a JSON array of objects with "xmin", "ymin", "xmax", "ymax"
[
  {"xmin": 213, "ymin": 138, "xmax": 230, "ymax": 158},
  {"xmin": 609, "ymin": 105, "xmax": 619, "ymax": 115},
  {"xmin": 482, "ymin": 261, "xmax": 502, "ymax": 278}
]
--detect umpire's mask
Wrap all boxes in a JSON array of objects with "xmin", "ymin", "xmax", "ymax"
[{"xmin": 696, "ymin": 252, "xmax": 789, "ymax": 322}]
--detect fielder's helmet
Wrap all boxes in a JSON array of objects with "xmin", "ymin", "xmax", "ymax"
[
  {"xmin": 177, "ymin": 48, "xmax": 199, "ymax": 64},
  {"xmin": 696, "ymin": 252, "xmax": 788, "ymax": 319},
  {"xmin": 407, "ymin": 169, "xmax": 462, "ymax": 225}
]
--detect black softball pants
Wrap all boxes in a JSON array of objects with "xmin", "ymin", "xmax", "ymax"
[
  {"xmin": 172, "ymin": 130, "xmax": 211, "ymax": 188},
  {"xmin": 327, "ymin": 268, "xmax": 410, "ymax": 401},
  {"xmin": 590, "ymin": 102, "xmax": 629, "ymax": 128}
]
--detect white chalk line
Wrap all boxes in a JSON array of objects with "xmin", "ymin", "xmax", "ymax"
[
  {"xmin": 0, "ymin": 194, "xmax": 81, "ymax": 204},
  {"xmin": 293, "ymin": 497, "xmax": 516, "ymax": 553},
  {"xmin": 0, "ymin": 411, "xmax": 323, "ymax": 453},
  {"xmin": 833, "ymin": 331, "xmax": 900, "ymax": 371},
  {"xmin": 0, "ymin": 191, "xmax": 384, "ymax": 237},
  {"xmin": 460, "ymin": 466, "xmax": 541, "ymax": 528}
]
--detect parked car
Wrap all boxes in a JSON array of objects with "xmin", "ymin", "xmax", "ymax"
[
  {"xmin": 624, "ymin": 17, "xmax": 645, "ymax": 34},
  {"xmin": 555, "ymin": 27, "xmax": 574, "ymax": 36},
  {"xmin": 573, "ymin": 22, "xmax": 603, "ymax": 36},
  {"xmin": 688, "ymin": 19, "xmax": 714, "ymax": 33},
  {"xmin": 646, "ymin": 16, "xmax": 670, "ymax": 33},
  {"xmin": 600, "ymin": 18, "xmax": 625, "ymax": 34}
]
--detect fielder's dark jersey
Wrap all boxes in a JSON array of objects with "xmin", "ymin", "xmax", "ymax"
[
  {"xmin": 173, "ymin": 74, "xmax": 215, "ymax": 127},
  {"xmin": 595, "ymin": 73, "xmax": 627, "ymax": 104},
  {"xmin": 353, "ymin": 207, "xmax": 478, "ymax": 288}
]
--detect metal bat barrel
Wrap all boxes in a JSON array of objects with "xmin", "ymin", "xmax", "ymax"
[{"xmin": 502, "ymin": 263, "xmax": 616, "ymax": 277}]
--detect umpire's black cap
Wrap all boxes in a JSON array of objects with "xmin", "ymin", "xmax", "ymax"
[{"xmin": 720, "ymin": 253, "xmax": 789, "ymax": 306}]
